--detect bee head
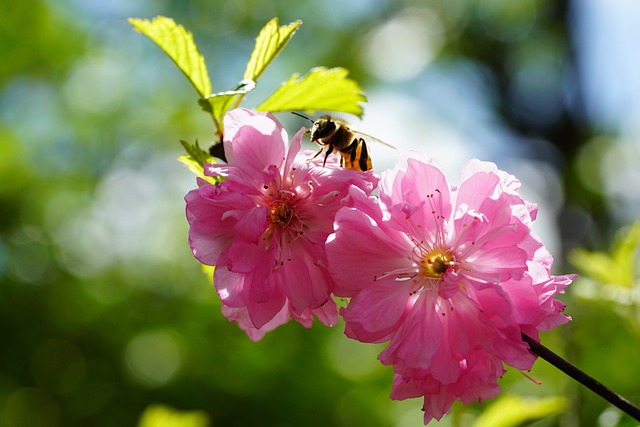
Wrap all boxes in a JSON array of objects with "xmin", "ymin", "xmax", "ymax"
[{"xmin": 311, "ymin": 116, "xmax": 337, "ymax": 142}]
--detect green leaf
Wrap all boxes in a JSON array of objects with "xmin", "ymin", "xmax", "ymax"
[
  {"xmin": 256, "ymin": 67, "xmax": 367, "ymax": 117},
  {"xmin": 177, "ymin": 140, "xmax": 219, "ymax": 184},
  {"xmin": 472, "ymin": 395, "xmax": 567, "ymax": 427},
  {"xmin": 129, "ymin": 16, "xmax": 212, "ymax": 98},
  {"xmin": 198, "ymin": 80, "xmax": 256, "ymax": 130},
  {"xmin": 569, "ymin": 220, "xmax": 640, "ymax": 287},
  {"xmin": 202, "ymin": 264, "xmax": 215, "ymax": 284},
  {"xmin": 179, "ymin": 139, "xmax": 211, "ymax": 166},
  {"xmin": 569, "ymin": 249, "xmax": 614, "ymax": 286},
  {"xmin": 610, "ymin": 220, "xmax": 640, "ymax": 286},
  {"xmin": 243, "ymin": 18, "xmax": 302, "ymax": 82}
]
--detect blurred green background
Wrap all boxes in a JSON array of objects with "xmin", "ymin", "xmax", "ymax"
[{"xmin": 1, "ymin": 0, "xmax": 640, "ymax": 426}]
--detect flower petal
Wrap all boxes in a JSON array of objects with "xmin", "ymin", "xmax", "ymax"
[
  {"xmin": 279, "ymin": 239, "xmax": 333, "ymax": 314},
  {"xmin": 342, "ymin": 278, "xmax": 414, "ymax": 343},
  {"xmin": 378, "ymin": 291, "xmax": 444, "ymax": 369},
  {"xmin": 327, "ymin": 188, "xmax": 414, "ymax": 297},
  {"xmin": 221, "ymin": 302, "xmax": 290, "ymax": 342}
]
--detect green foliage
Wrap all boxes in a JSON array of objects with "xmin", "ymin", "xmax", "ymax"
[
  {"xmin": 472, "ymin": 395, "xmax": 567, "ymax": 427},
  {"xmin": 177, "ymin": 140, "xmax": 219, "ymax": 184},
  {"xmin": 256, "ymin": 67, "xmax": 367, "ymax": 116},
  {"xmin": 202, "ymin": 264, "xmax": 215, "ymax": 284},
  {"xmin": 198, "ymin": 80, "xmax": 256, "ymax": 134},
  {"xmin": 243, "ymin": 18, "xmax": 302, "ymax": 82},
  {"xmin": 129, "ymin": 17, "xmax": 211, "ymax": 98},
  {"xmin": 138, "ymin": 405, "xmax": 209, "ymax": 427},
  {"xmin": 130, "ymin": 16, "xmax": 367, "ymax": 153},
  {"xmin": 570, "ymin": 220, "xmax": 640, "ymax": 288}
]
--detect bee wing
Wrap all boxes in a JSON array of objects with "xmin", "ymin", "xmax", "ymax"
[{"xmin": 352, "ymin": 130, "xmax": 396, "ymax": 149}]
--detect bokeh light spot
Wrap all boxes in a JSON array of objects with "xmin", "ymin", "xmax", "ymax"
[
  {"xmin": 362, "ymin": 8, "xmax": 443, "ymax": 82},
  {"xmin": 138, "ymin": 404, "xmax": 210, "ymax": 427},
  {"xmin": 124, "ymin": 330, "xmax": 183, "ymax": 388},
  {"xmin": 324, "ymin": 326, "xmax": 386, "ymax": 381},
  {"xmin": 63, "ymin": 53, "xmax": 128, "ymax": 115},
  {"xmin": 3, "ymin": 387, "xmax": 60, "ymax": 427}
]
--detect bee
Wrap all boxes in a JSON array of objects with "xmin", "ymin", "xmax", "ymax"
[{"xmin": 292, "ymin": 113, "xmax": 394, "ymax": 172}]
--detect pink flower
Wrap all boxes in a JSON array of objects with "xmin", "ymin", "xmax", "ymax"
[
  {"xmin": 185, "ymin": 108, "xmax": 377, "ymax": 340},
  {"xmin": 326, "ymin": 151, "xmax": 576, "ymax": 423}
]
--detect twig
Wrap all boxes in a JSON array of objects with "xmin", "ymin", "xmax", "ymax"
[{"xmin": 522, "ymin": 333, "xmax": 640, "ymax": 421}]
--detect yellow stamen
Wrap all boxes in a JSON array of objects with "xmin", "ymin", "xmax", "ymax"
[
  {"xmin": 420, "ymin": 249, "xmax": 454, "ymax": 278},
  {"xmin": 268, "ymin": 200, "xmax": 295, "ymax": 228}
]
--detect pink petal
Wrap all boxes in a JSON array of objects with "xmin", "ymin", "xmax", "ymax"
[
  {"xmin": 246, "ymin": 285, "xmax": 288, "ymax": 329},
  {"xmin": 342, "ymin": 279, "xmax": 415, "ymax": 343},
  {"xmin": 390, "ymin": 374, "xmax": 432, "ymax": 400},
  {"xmin": 224, "ymin": 125, "xmax": 286, "ymax": 183},
  {"xmin": 292, "ymin": 300, "xmax": 339, "ymax": 328},
  {"xmin": 378, "ymin": 292, "xmax": 444, "ymax": 369},
  {"xmin": 234, "ymin": 206, "xmax": 268, "ymax": 244},
  {"xmin": 327, "ymin": 198, "xmax": 413, "ymax": 297},
  {"xmin": 380, "ymin": 156, "xmax": 452, "ymax": 235},
  {"xmin": 283, "ymin": 127, "xmax": 305, "ymax": 174},
  {"xmin": 222, "ymin": 108, "xmax": 262, "ymax": 143},
  {"xmin": 309, "ymin": 300, "xmax": 339, "ymax": 327},
  {"xmin": 213, "ymin": 264, "xmax": 245, "ymax": 308},
  {"xmin": 459, "ymin": 159, "xmax": 521, "ymax": 195},
  {"xmin": 185, "ymin": 188, "xmax": 235, "ymax": 265},
  {"xmin": 465, "ymin": 245, "xmax": 528, "ymax": 282},
  {"xmin": 454, "ymin": 171, "xmax": 500, "ymax": 212},
  {"xmin": 221, "ymin": 240, "xmax": 271, "ymax": 274},
  {"xmin": 221, "ymin": 303, "xmax": 290, "ymax": 342},
  {"xmin": 278, "ymin": 240, "xmax": 333, "ymax": 314},
  {"xmin": 223, "ymin": 109, "xmax": 286, "ymax": 168}
]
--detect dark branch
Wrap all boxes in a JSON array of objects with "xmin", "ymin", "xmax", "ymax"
[{"xmin": 522, "ymin": 333, "xmax": 640, "ymax": 421}]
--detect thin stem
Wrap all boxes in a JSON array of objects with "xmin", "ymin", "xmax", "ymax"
[{"xmin": 522, "ymin": 333, "xmax": 640, "ymax": 421}]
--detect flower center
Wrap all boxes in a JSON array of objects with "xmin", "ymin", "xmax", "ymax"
[
  {"xmin": 419, "ymin": 249, "xmax": 454, "ymax": 279},
  {"xmin": 268, "ymin": 198, "xmax": 296, "ymax": 228}
]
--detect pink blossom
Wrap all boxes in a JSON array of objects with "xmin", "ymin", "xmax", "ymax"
[
  {"xmin": 185, "ymin": 108, "xmax": 377, "ymax": 340},
  {"xmin": 326, "ymin": 151, "xmax": 576, "ymax": 423}
]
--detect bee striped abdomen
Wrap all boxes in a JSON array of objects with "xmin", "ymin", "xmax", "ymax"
[{"xmin": 342, "ymin": 138, "xmax": 372, "ymax": 172}]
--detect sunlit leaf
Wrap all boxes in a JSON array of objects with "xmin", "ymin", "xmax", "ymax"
[
  {"xmin": 198, "ymin": 80, "xmax": 256, "ymax": 130},
  {"xmin": 256, "ymin": 67, "xmax": 367, "ymax": 117},
  {"xmin": 243, "ymin": 18, "xmax": 302, "ymax": 82},
  {"xmin": 138, "ymin": 404, "xmax": 209, "ymax": 427},
  {"xmin": 610, "ymin": 220, "xmax": 640, "ymax": 286},
  {"xmin": 570, "ymin": 220, "xmax": 640, "ymax": 287},
  {"xmin": 129, "ymin": 16, "xmax": 212, "ymax": 98},
  {"xmin": 179, "ymin": 139, "xmax": 211, "ymax": 166},
  {"xmin": 472, "ymin": 395, "xmax": 567, "ymax": 427},
  {"xmin": 569, "ymin": 249, "xmax": 613, "ymax": 286},
  {"xmin": 201, "ymin": 264, "xmax": 215, "ymax": 284},
  {"xmin": 177, "ymin": 140, "xmax": 219, "ymax": 184}
]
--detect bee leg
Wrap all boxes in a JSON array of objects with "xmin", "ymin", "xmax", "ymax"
[
  {"xmin": 309, "ymin": 147, "xmax": 324, "ymax": 161},
  {"xmin": 322, "ymin": 144, "xmax": 334, "ymax": 167}
]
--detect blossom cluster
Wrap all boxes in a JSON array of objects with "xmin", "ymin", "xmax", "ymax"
[
  {"xmin": 185, "ymin": 108, "xmax": 378, "ymax": 340},
  {"xmin": 326, "ymin": 152, "xmax": 576, "ymax": 421},
  {"xmin": 185, "ymin": 108, "xmax": 575, "ymax": 423}
]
